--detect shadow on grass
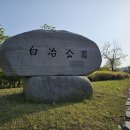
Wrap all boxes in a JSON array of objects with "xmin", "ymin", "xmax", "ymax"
[{"xmin": 0, "ymin": 92, "xmax": 90, "ymax": 125}]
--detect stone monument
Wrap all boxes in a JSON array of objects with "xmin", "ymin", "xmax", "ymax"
[{"xmin": 0, "ymin": 30, "xmax": 102, "ymax": 102}]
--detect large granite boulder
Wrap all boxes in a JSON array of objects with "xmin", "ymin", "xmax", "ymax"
[
  {"xmin": 23, "ymin": 76, "xmax": 93, "ymax": 102},
  {"xmin": 0, "ymin": 30, "xmax": 101, "ymax": 76}
]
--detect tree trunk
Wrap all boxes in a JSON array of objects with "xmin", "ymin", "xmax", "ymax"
[
  {"xmin": 111, "ymin": 62, "xmax": 114, "ymax": 71},
  {"xmin": 111, "ymin": 65, "xmax": 114, "ymax": 71}
]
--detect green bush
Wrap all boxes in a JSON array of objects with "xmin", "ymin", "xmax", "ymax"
[
  {"xmin": 99, "ymin": 66, "xmax": 110, "ymax": 71},
  {"xmin": 88, "ymin": 71, "xmax": 129, "ymax": 81},
  {"xmin": 0, "ymin": 71, "xmax": 23, "ymax": 89}
]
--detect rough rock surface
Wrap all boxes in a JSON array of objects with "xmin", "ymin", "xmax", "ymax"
[
  {"xmin": 0, "ymin": 30, "xmax": 101, "ymax": 76},
  {"xmin": 23, "ymin": 76, "xmax": 93, "ymax": 102}
]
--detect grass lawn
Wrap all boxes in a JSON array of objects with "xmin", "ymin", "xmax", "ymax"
[{"xmin": 0, "ymin": 78, "xmax": 130, "ymax": 130}]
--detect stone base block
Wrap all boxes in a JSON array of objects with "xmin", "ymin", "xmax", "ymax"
[{"xmin": 23, "ymin": 76, "xmax": 93, "ymax": 103}]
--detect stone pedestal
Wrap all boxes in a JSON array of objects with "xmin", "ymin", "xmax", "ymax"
[{"xmin": 23, "ymin": 76, "xmax": 93, "ymax": 102}]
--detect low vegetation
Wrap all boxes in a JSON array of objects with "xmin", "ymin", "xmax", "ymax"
[
  {"xmin": 88, "ymin": 71, "xmax": 129, "ymax": 81},
  {"xmin": 0, "ymin": 71, "xmax": 23, "ymax": 89},
  {"xmin": 0, "ymin": 78, "xmax": 130, "ymax": 130},
  {"xmin": 0, "ymin": 68, "xmax": 129, "ymax": 89}
]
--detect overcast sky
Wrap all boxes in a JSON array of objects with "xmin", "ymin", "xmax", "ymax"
[{"xmin": 1, "ymin": 0, "xmax": 130, "ymax": 67}]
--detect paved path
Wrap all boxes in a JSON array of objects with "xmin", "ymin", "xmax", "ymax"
[{"xmin": 124, "ymin": 88, "xmax": 130, "ymax": 129}]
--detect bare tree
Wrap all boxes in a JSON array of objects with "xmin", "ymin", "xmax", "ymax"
[{"xmin": 102, "ymin": 41, "xmax": 127, "ymax": 71}]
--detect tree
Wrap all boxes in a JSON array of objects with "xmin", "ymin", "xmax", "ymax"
[
  {"xmin": 0, "ymin": 25, "xmax": 8, "ymax": 44},
  {"xmin": 102, "ymin": 41, "xmax": 127, "ymax": 71},
  {"xmin": 128, "ymin": 66, "xmax": 130, "ymax": 74},
  {"xmin": 41, "ymin": 23, "xmax": 56, "ymax": 30}
]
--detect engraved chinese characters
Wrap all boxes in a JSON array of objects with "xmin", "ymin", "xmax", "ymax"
[
  {"xmin": 30, "ymin": 46, "xmax": 38, "ymax": 55},
  {"xmin": 48, "ymin": 48, "xmax": 57, "ymax": 57},
  {"xmin": 29, "ymin": 46, "xmax": 85, "ymax": 59},
  {"xmin": 65, "ymin": 49, "xmax": 74, "ymax": 58},
  {"xmin": 0, "ymin": 30, "xmax": 101, "ymax": 76}
]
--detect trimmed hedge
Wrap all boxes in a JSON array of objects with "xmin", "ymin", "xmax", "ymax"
[
  {"xmin": 0, "ymin": 71, "xmax": 23, "ymax": 89},
  {"xmin": 88, "ymin": 71, "xmax": 129, "ymax": 81},
  {"xmin": 0, "ymin": 70, "xmax": 129, "ymax": 89}
]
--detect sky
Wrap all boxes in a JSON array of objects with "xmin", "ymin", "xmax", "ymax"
[{"xmin": 0, "ymin": 0, "xmax": 130, "ymax": 67}]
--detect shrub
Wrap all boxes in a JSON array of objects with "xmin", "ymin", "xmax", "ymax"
[
  {"xmin": 88, "ymin": 71, "xmax": 129, "ymax": 81},
  {"xmin": 99, "ymin": 66, "xmax": 110, "ymax": 71},
  {"xmin": 0, "ymin": 71, "xmax": 23, "ymax": 89}
]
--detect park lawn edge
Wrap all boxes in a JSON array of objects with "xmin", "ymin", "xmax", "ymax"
[{"xmin": 0, "ymin": 78, "xmax": 130, "ymax": 130}]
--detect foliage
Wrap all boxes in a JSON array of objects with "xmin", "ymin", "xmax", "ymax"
[
  {"xmin": 41, "ymin": 23, "xmax": 56, "ymax": 30},
  {"xmin": 128, "ymin": 66, "xmax": 130, "ymax": 74},
  {"xmin": 99, "ymin": 66, "xmax": 110, "ymax": 71},
  {"xmin": 102, "ymin": 41, "xmax": 127, "ymax": 71},
  {"xmin": 0, "ymin": 79, "xmax": 130, "ymax": 130},
  {"xmin": 0, "ymin": 25, "xmax": 9, "ymax": 44},
  {"xmin": 0, "ymin": 71, "xmax": 23, "ymax": 89},
  {"xmin": 88, "ymin": 71, "xmax": 129, "ymax": 81},
  {"xmin": 0, "ymin": 25, "xmax": 22, "ymax": 89}
]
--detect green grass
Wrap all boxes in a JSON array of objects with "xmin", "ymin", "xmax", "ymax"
[{"xmin": 0, "ymin": 78, "xmax": 130, "ymax": 130}]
